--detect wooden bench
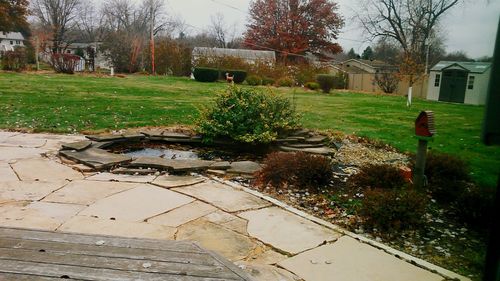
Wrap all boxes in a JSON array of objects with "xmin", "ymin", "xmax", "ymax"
[{"xmin": 0, "ymin": 227, "xmax": 254, "ymax": 280}]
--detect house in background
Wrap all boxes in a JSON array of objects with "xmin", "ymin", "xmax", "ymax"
[
  {"xmin": 0, "ymin": 31, "xmax": 25, "ymax": 52},
  {"xmin": 192, "ymin": 47, "xmax": 276, "ymax": 65},
  {"xmin": 331, "ymin": 59, "xmax": 428, "ymax": 98},
  {"xmin": 427, "ymin": 61, "xmax": 492, "ymax": 105}
]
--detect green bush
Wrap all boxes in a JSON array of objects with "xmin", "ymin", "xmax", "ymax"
[
  {"xmin": 256, "ymin": 151, "xmax": 333, "ymax": 190},
  {"xmin": 246, "ymin": 75, "xmax": 262, "ymax": 86},
  {"xmin": 304, "ymin": 82, "xmax": 320, "ymax": 90},
  {"xmin": 1, "ymin": 48, "xmax": 27, "ymax": 71},
  {"xmin": 223, "ymin": 69, "xmax": 247, "ymax": 84},
  {"xmin": 332, "ymin": 72, "xmax": 348, "ymax": 89},
  {"xmin": 351, "ymin": 164, "xmax": 407, "ymax": 190},
  {"xmin": 197, "ymin": 86, "xmax": 300, "ymax": 143},
  {"xmin": 360, "ymin": 189, "xmax": 428, "ymax": 231},
  {"xmin": 262, "ymin": 77, "xmax": 275, "ymax": 86},
  {"xmin": 276, "ymin": 77, "xmax": 294, "ymax": 87},
  {"xmin": 424, "ymin": 152, "xmax": 470, "ymax": 204},
  {"xmin": 193, "ymin": 67, "xmax": 219, "ymax": 82},
  {"xmin": 316, "ymin": 74, "xmax": 335, "ymax": 93}
]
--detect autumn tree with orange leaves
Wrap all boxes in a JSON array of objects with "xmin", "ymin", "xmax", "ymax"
[{"xmin": 244, "ymin": 0, "xmax": 344, "ymax": 61}]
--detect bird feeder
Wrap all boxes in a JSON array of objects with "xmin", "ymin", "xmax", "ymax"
[{"xmin": 413, "ymin": 111, "xmax": 435, "ymax": 189}]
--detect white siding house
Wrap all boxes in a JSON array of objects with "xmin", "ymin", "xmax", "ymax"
[
  {"xmin": 427, "ymin": 61, "xmax": 492, "ymax": 105},
  {"xmin": 0, "ymin": 31, "xmax": 25, "ymax": 52}
]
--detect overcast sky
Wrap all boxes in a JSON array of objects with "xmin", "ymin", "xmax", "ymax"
[{"xmin": 166, "ymin": 0, "xmax": 499, "ymax": 58}]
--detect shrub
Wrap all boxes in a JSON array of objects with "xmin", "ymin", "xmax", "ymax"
[
  {"xmin": 193, "ymin": 67, "xmax": 219, "ymax": 82},
  {"xmin": 305, "ymin": 82, "xmax": 320, "ymax": 91},
  {"xmin": 276, "ymin": 77, "xmax": 294, "ymax": 87},
  {"xmin": 332, "ymin": 72, "xmax": 348, "ymax": 89},
  {"xmin": 50, "ymin": 53, "xmax": 80, "ymax": 74},
  {"xmin": 262, "ymin": 77, "xmax": 275, "ymax": 86},
  {"xmin": 351, "ymin": 164, "xmax": 407, "ymax": 190},
  {"xmin": 360, "ymin": 189, "xmax": 428, "ymax": 231},
  {"xmin": 374, "ymin": 72, "xmax": 400, "ymax": 93},
  {"xmin": 223, "ymin": 70, "xmax": 247, "ymax": 84},
  {"xmin": 316, "ymin": 74, "xmax": 335, "ymax": 93},
  {"xmin": 256, "ymin": 151, "xmax": 333, "ymax": 190},
  {"xmin": 197, "ymin": 86, "xmax": 300, "ymax": 143},
  {"xmin": 424, "ymin": 152, "xmax": 470, "ymax": 203},
  {"xmin": 246, "ymin": 75, "xmax": 262, "ymax": 86},
  {"xmin": 1, "ymin": 48, "xmax": 27, "ymax": 71},
  {"xmin": 455, "ymin": 185, "xmax": 495, "ymax": 228}
]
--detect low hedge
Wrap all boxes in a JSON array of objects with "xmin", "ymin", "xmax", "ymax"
[
  {"xmin": 193, "ymin": 67, "xmax": 219, "ymax": 82},
  {"xmin": 246, "ymin": 75, "xmax": 262, "ymax": 86}
]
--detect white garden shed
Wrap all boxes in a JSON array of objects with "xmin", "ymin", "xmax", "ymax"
[{"xmin": 427, "ymin": 61, "xmax": 492, "ymax": 105}]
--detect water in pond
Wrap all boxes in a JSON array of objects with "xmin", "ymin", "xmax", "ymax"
[
  {"xmin": 126, "ymin": 148, "xmax": 200, "ymax": 160},
  {"xmin": 112, "ymin": 142, "xmax": 267, "ymax": 162}
]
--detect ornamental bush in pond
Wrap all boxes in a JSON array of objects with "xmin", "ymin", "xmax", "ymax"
[{"xmin": 197, "ymin": 86, "xmax": 300, "ymax": 143}]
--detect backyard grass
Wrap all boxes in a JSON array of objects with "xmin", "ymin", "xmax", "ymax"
[{"xmin": 0, "ymin": 72, "xmax": 498, "ymax": 188}]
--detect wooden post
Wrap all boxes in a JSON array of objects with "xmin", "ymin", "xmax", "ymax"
[
  {"xmin": 413, "ymin": 138, "xmax": 428, "ymax": 189},
  {"xmin": 35, "ymin": 36, "xmax": 40, "ymax": 71}
]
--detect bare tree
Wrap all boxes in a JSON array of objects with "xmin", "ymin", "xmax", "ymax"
[
  {"xmin": 31, "ymin": 0, "xmax": 81, "ymax": 52},
  {"xmin": 357, "ymin": 0, "xmax": 459, "ymax": 63},
  {"xmin": 209, "ymin": 12, "xmax": 235, "ymax": 48},
  {"xmin": 77, "ymin": 0, "xmax": 105, "ymax": 43}
]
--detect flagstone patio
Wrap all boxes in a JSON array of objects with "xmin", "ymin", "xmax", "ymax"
[{"xmin": 0, "ymin": 131, "xmax": 471, "ymax": 281}]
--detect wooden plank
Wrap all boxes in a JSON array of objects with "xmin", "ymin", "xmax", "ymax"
[
  {"xmin": 200, "ymin": 245, "xmax": 255, "ymax": 281},
  {"xmin": 0, "ymin": 260, "xmax": 233, "ymax": 281},
  {"xmin": 0, "ymin": 228, "xmax": 203, "ymax": 254},
  {"xmin": 0, "ymin": 248, "xmax": 241, "ymax": 280},
  {"xmin": 0, "ymin": 237, "xmax": 219, "ymax": 266},
  {"xmin": 0, "ymin": 273, "xmax": 71, "ymax": 280}
]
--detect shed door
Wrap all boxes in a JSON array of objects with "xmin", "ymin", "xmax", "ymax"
[{"xmin": 439, "ymin": 69, "xmax": 468, "ymax": 103}]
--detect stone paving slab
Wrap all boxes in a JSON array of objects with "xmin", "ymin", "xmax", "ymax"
[
  {"xmin": 0, "ymin": 163, "xmax": 18, "ymax": 182},
  {"xmin": 0, "ymin": 134, "xmax": 48, "ymax": 148},
  {"xmin": 0, "ymin": 181, "xmax": 67, "ymax": 202},
  {"xmin": 42, "ymin": 180, "xmax": 138, "ymax": 205},
  {"xmin": 78, "ymin": 185, "xmax": 194, "ymax": 222},
  {"xmin": 226, "ymin": 161, "xmax": 262, "ymax": 175},
  {"xmin": 239, "ymin": 207, "xmax": 341, "ymax": 254},
  {"xmin": 176, "ymin": 219, "xmax": 257, "ymax": 261},
  {"xmin": 58, "ymin": 215, "xmax": 177, "ymax": 240},
  {"xmin": 152, "ymin": 175, "xmax": 206, "ymax": 188},
  {"xmin": 61, "ymin": 140, "xmax": 92, "ymax": 151},
  {"xmin": 130, "ymin": 157, "xmax": 215, "ymax": 172},
  {"xmin": 246, "ymin": 249, "xmax": 289, "ymax": 265},
  {"xmin": 147, "ymin": 200, "xmax": 217, "ymax": 227},
  {"xmin": 11, "ymin": 158, "xmax": 84, "ymax": 182},
  {"xmin": 0, "ymin": 147, "xmax": 46, "ymax": 162},
  {"xmin": 173, "ymin": 181, "xmax": 271, "ymax": 212},
  {"xmin": 0, "ymin": 201, "xmax": 84, "ymax": 231},
  {"xmin": 59, "ymin": 148, "xmax": 132, "ymax": 169},
  {"xmin": 235, "ymin": 261, "xmax": 300, "ymax": 281},
  {"xmin": 278, "ymin": 236, "xmax": 444, "ymax": 281},
  {"xmin": 85, "ymin": 172, "xmax": 156, "ymax": 183}
]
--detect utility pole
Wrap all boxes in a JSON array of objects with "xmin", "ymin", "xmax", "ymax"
[{"xmin": 149, "ymin": 0, "xmax": 155, "ymax": 75}]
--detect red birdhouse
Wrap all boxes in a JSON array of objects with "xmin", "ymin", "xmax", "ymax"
[{"xmin": 415, "ymin": 111, "xmax": 436, "ymax": 137}]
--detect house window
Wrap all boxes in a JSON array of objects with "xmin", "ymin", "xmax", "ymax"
[
  {"xmin": 10, "ymin": 41, "xmax": 13, "ymax": 45},
  {"xmin": 66, "ymin": 50, "xmax": 71, "ymax": 54},
  {"xmin": 16, "ymin": 40, "xmax": 20, "ymax": 45},
  {"xmin": 468, "ymin": 76, "xmax": 475, "ymax": 90},
  {"xmin": 434, "ymin": 74, "xmax": 441, "ymax": 87}
]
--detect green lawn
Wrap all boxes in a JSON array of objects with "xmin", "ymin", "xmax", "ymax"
[{"xmin": 0, "ymin": 72, "xmax": 498, "ymax": 188}]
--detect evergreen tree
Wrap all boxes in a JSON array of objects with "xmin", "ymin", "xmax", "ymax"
[{"xmin": 361, "ymin": 46, "xmax": 374, "ymax": 60}]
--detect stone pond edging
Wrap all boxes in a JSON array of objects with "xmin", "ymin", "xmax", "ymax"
[{"xmin": 58, "ymin": 129, "xmax": 336, "ymax": 175}]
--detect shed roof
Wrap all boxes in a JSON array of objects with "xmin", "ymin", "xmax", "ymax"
[
  {"xmin": 192, "ymin": 47, "xmax": 276, "ymax": 61},
  {"xmin": 431, "ymin": 61, "xmax": 492, "ymax": 74},
  {"xmin": 0, "ymin": 32, "xmax": 24, "ymax": 40}
]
